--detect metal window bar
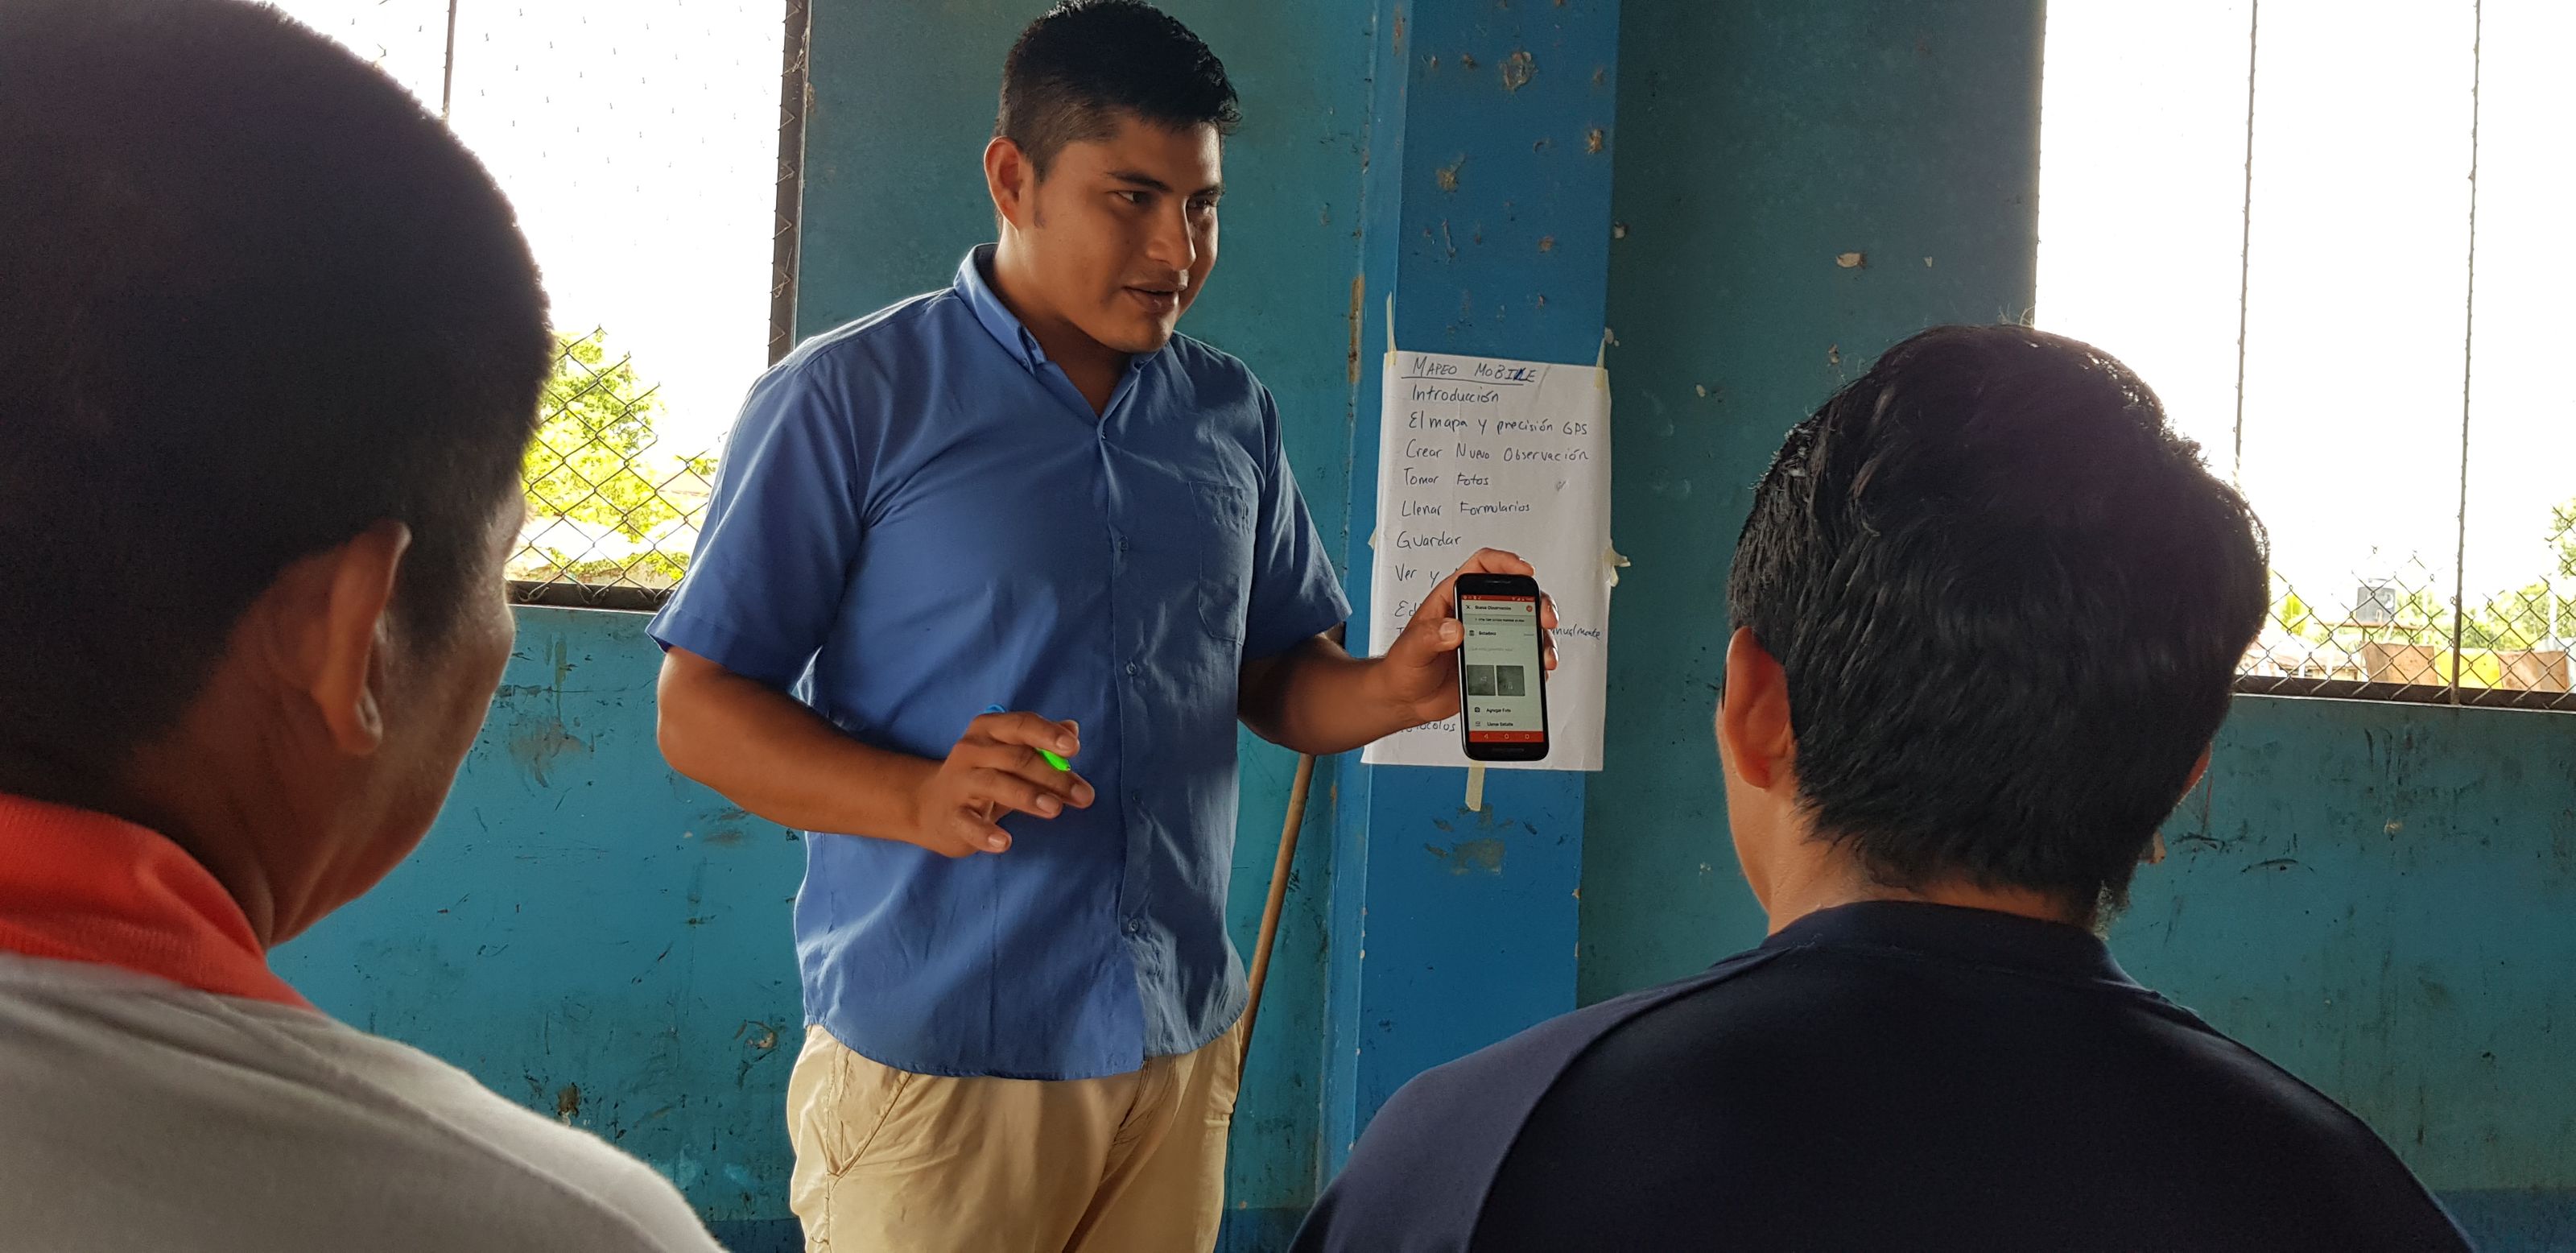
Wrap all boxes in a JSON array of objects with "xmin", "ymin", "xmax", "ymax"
[
  {"xmin": 770, "ymin": 0, "xmax": 812, "ymax": 369},
  {"xmin": 2225, "ymin": 0, "xmax": 2566, "ymax": 713}
]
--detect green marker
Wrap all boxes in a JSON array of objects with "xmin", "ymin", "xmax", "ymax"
[{"xmin": 986, "ymin": 705, "xmax": 1073, "ymax": 771}]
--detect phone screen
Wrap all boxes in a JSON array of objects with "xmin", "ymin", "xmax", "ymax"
[{"xmin": 1458, "ymin": 591, "xmax": 1546, "ymax": 750}]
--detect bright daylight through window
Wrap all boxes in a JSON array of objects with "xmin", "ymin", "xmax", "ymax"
[
  {"xmin": 2038, "ymin": 1, "xmax": 2573, "ymax": 708},
  {"xmin": 275, "ymin": 0, "xmax": 791, "ymax": 603}
]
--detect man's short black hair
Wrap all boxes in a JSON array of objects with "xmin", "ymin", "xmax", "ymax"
[
  {"xmin": 1728, "ymin": 325, "xmax": 2268, "ymax": 918},
  {"xmin": 997, "ymin": 0, "xmax": 1240, "ymax": 176},
  {"xmin": 0, "ymin": 0, "xmax": 551, "ymax": 798}
]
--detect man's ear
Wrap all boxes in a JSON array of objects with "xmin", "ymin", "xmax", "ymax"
[
  {"xmin": 290, "ymin": 521, "xmax": 412, "ymax": 757},
  {"xmin": 985, "ymin": 136, "xmax": 1037, "ymax": 232},
  {"xmin": 1719, "ymin": 626, "xmax": 1796, "ymax": 794}
]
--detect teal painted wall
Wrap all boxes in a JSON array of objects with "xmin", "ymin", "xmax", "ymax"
[
  {"xmin": 2127, "ymin": 700, "xmax": 2576, "ymax": 1218},
  {"xmin": 1581, "ymin": 2, "xmax": 2575, "ymax": 1247}
]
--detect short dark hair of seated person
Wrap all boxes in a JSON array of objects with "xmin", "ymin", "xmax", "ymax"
[
  {"xmin": 1289, "ymin": 325, "xmax": 2474, "ymax": 1253},
  {"xmin": 0, "ymin": 2, "xmax": 718, "ymax": 1248}
]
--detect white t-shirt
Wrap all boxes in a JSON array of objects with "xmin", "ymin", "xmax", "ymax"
[{"xmin": 0, "ymin": 953, "xmax": 727, "ymax": 1253}]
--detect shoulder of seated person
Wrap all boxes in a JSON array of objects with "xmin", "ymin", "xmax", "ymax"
[
  {"xmin": 1384, "ymin": 960, "xmax": 1768, "ymax": 1108},
  {"xmin": 249, "ymin": 1016, "xmax": 725, "ymax": 1250}
]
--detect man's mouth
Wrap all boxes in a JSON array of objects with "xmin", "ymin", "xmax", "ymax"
[{"xmin": 1123, "ymin": 284, "xmax": 1182, "ymax": 316}]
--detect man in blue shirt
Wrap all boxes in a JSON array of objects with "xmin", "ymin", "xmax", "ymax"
[
  {"xmin": 651, "ymin": 3, "xmax": 1552, "ymax": 1250},
  {"xmin": 1291, "ymin": 326, "xmax": 2471, "ymax": 1252}
]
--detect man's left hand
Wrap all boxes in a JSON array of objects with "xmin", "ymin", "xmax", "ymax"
[{"xmin": 1370, "ymin": 548, "xmax": 1558, "ymax": 726}]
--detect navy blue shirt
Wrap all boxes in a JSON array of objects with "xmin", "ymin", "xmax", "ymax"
[
  {"xmin": 1294, "ymin": 901, "xmax": 2472, "ymax": 1252},
  {"xmin": 651, "ymin": 248, "xmax": 1348, "ymax": 1080}
]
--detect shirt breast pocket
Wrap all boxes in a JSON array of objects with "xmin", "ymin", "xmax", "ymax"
[{"xmin": 1195, "ymin": 481, "xmax": 1253, "ymax": 643}]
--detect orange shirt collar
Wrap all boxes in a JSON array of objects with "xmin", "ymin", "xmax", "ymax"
[{"xmin": 0, "ymin": 792, "xmax": 312, "ymax": 1009}]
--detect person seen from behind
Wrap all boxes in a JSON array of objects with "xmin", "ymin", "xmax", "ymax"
[{"xmin": 1290, "ymin": 324, "xmax": 2475, "ymax": 1253}]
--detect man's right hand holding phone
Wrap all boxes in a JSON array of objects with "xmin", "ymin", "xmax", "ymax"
[{"xmin": 1370, "ymin": 548, "xmax": 1561, "ymax": 725}]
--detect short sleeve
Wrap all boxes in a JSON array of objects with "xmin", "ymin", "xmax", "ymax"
[
  {"xmin": 647, "ymin": 356, "xmax": 865, "ymax": 691},
  {"xmin": 1240, "ymin": 387, "xmax": 1352, "ymax": 660}
]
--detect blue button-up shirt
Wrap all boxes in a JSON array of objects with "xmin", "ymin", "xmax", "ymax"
[{"xmin": 650, "ymin": 248, "xmax": 1349, "ymax": 1080}]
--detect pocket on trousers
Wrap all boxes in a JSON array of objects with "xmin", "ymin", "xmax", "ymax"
[{"xmin": 799, "ymin": 1032, "xmax": 919, "ymax": 1176}]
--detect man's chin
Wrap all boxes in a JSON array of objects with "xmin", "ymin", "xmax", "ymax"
[
  {"xmin": 1101, "ymin": 321, "xmax": 1178, "ymax": 355},
  {"xmin": 1078, "ymin": 304, "xmax": 1183, "ymax": 355}
]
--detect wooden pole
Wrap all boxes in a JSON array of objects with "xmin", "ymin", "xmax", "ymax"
[{"xmin": 1239, "ymin": 751, "xmax": 1316, "ymax": 1073}]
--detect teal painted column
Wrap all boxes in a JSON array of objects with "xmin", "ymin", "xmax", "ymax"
[{"xmin": 1323, "ymin": 0, "xmax": 1621, "ymax": 1172}]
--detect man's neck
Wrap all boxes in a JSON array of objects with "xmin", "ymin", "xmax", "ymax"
[
  {"xmin": 985, "ymin": 241, "xmax": 1126, "ymax": 414},
  {"xmin": 1761, "ymin": 855, "xmax": 2091, "ymax": 936},
  {"xmin": 114, "ymin": 696, "xmax": 357, "ymax": 951}
]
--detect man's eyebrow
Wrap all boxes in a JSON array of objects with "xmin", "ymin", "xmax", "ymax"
[
  {"xmin": 1105, "ymin": 171, "xmax": 1224, "ymax": 198},
  {"xmin": 1106, "ymin": 169, "xmax": 1173, "ymax": 193}
]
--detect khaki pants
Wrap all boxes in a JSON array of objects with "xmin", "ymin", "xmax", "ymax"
[{"xmin": 786, "ymin": 1023, "xmax": 1242, "ymax": 1253}]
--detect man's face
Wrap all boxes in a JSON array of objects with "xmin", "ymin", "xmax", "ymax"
[{"xmin": 1016, "ymin": 116, "xmax": 1223, "ymax": 354}]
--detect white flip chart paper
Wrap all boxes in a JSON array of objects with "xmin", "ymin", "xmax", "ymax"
[{"xmin": 1364, "ymin": 348, "xmax": 1614, "ymax": 771}]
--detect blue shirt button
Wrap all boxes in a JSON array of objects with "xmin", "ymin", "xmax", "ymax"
[{"xmin": 1126, "ymin": 662, "xmax": 1140, "ymax": 676}]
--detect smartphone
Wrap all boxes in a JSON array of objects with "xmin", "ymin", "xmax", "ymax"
[{"xmin": 1453, "ymin": 573, "xmax": 1551, "ymax": 762}]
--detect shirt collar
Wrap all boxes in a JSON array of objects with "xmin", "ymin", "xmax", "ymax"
[
  {"xmin": 0, "ymin": 792, "xmax": 312, "ymax": 1009},
  {"xmin": 952, "ymin": 244, "xmax": 1161, "ymax": 381},
  {"xmin": 956, "ymin": 244, "xmax": 1048, "ymax": 371},
  {"xmin": 1761, "ymin": 899, "xmax": 2138, "ymax": 987}
]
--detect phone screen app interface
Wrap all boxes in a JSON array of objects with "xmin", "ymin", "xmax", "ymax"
[{"xmin": 1459, "ymin": 593, "xmax": 1544, "ymax": 744}]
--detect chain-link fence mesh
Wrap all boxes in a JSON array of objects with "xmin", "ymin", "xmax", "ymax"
[
  {"xmin": 2236, "ymin": 502, "xmax": 2575, "ymax": 709},
  {"xmin": 506, "ymin": 329, "xmax": 716, "ymax": 605}
]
